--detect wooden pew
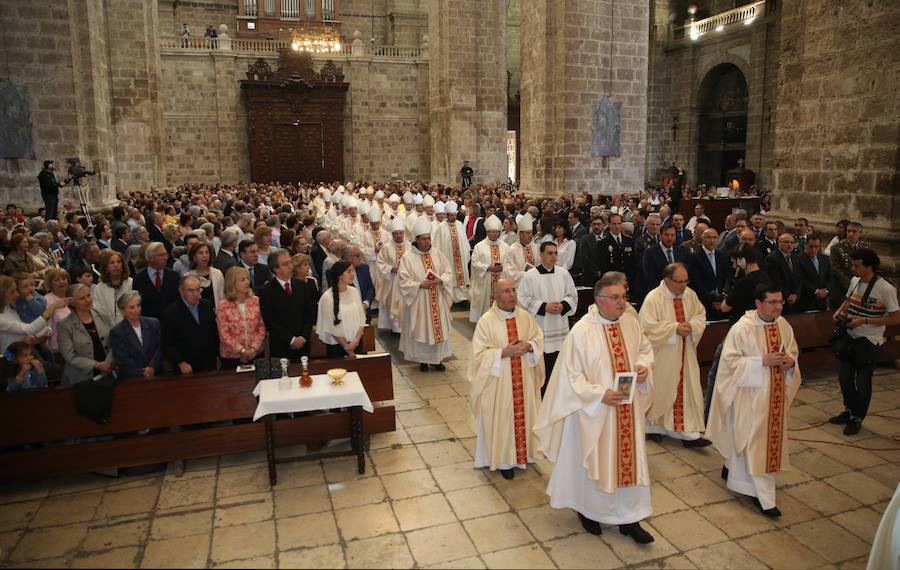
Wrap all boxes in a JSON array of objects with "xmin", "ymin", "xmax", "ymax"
[
  {"xmin": 309, "ymin": 324, "xmax": 376, "ymax": 358},
  {"xmin": 0, "ymin": 354, "xmax": 394, "ymax": 483}
]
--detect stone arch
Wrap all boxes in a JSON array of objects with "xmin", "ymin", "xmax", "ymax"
[{"xmin": 694, "ymin": 63, "xmax": 749, "ymax": 188}]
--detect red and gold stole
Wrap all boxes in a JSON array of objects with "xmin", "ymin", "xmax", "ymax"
[
  {"xmin": 421, "ymin": 253, "xmax": 444, "ymax": 343},
  {"xmin": 764, "ymin": 323, "xmax": 785, "ymax": 473},
  {"xmin": 523, "ymin": 244, "xmax": 534, "ymax": 266},
  {"xmin": 505, "ymin": 314, "xmax": 527, "ymax": 464},
  {"xmin": 396, "ymin": 243, "xmax": 405, "ymax": 264},
  {"xmin": 489, "ymin": 243, "xmax": 501, "ymax": 283},
  {"xmin": 672, "ymin": 298, "xmax": 687, "ymax": 432},
  {"xmin": 448, "ymin": 224, "xmax": 466, "ymax": 286},
  {"xmin": 603, "ymin": 323, "xmax": 636, "ymax": 487}
]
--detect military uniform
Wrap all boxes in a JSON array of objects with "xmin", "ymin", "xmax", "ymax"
[{"xmin": 597, "ymin": 233, "xmax": 638, "ymax": 285}]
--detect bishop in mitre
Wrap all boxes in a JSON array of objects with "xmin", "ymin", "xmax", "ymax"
[
  {"xmin": 432, "ymin": 200, "xmax": 471, "ymax": 303},
  {"xmin": 375, "ymin": 217, "xmax": 409, "ymax": 334},
  {"xmin": 398, "ymin": 216, "xmax": 454, "ymax": 372},
  {"xmin": 503, "ymin": 213, "xmax": 540, "ymax": 284},
  {"xmin": 706, "ymin": 284, "xmax": 801, "ymax": 518},
  {"xmin": 470, "ymin": 278, "xmax": 545, "ymax": 480},
  {"xmin": 469, "ymin": 215, "xmax": 509, "ymax": 323},
  {"xmin": 638, "ymin": 263, "xmax": 711, "ymax": 447},
  {"xmin": 360, "ymin": 206, "xmax": 390, "ymax": 306},
  {"xmin": 534, "ymin": 271, "xmax": 656, "ymax": 544}
]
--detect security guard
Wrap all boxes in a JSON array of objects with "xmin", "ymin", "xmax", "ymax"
[{"xmin": 597, "ymin": 213, "xmax": 638, "ymax": 285}]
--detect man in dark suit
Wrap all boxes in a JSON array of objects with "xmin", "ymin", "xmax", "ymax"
[
  {"xmin": 688, "ymin": 227, "xmax": 729, "ymax": 320},
  {"xmin": 310, "ymin": 228, "xmax": 330, "ymax": 287},
  {"xmin": 343, "ymin": 244, "xmax": 376, "ymax": 317},
  {"xmin": 797, "ymin": 234, "xmax": 831, "ymax": 311},
  {"xmin": 214, "ymin": 227, "xmax": 240, "ymax": 273},
  {"xmin": 757, "ymin": 221, "xmax": 779, "ymax": 259},
  {"xmin": 260, "ymin": 249, "xmax": 315, "ymax": 360},
  {"xmin": 765, "ymin": 234, "xmax": 803, "ymax": 314},
  {"xmin": 162, "ymin": 275, "xmax": 220, "ymax": 374},
  {"xmin": 567, "ymin": 211, "xmax": 588, "ymax": 241},
  {"xmin": 671, "ymin": 214, "xmax": 688, "ymax": 246},
  {"xmin": 111, "ymin": 226, "xmax": 130, "ymax": 254},
  {"xmin": 238, "ymin": 239, "xmax": 272, "ymax": 292},
  {"xmin": 147, "ymin": 212, "xmax": 173, "ymax": 257},
  {"xmin": 573, "ymin": 215, "xmax": 606, "ymax": 287},
  {"xmin": 641, "ymin": 226, "xmax": 687, "ymax": 297},
  {"xmin": 597, "ymin": 213, "xmax": 638, "ymax": 286},
  {"xmin": 133, "ymin": 242, "xmax": 181, "ymax": 319}
]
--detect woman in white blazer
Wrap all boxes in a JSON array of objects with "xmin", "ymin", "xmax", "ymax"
[{"xmin": 92, "ymin": 250, "xmax": 133, "ymax": 326}]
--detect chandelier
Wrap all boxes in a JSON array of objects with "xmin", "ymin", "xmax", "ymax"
[{"xmin": 291, "ymin": 24, "xmax": 342, "ymax": 54}]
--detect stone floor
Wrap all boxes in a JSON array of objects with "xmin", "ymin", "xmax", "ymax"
[{"xmin": 2, "ymin": 310, "xmax": 899, "ymax": 569}]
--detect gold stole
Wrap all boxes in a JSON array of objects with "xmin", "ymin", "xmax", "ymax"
[
  {"xmin": 764, "ymin": 323, "xmax": 785, "ymax": 473},
  {"xmin": 448, "ymin": 224, "xmax": 465, "ymax": 286},
  {"xmin": 489, "ymin": 243, "xmax": 500, "ymax": 283},
  {"xmin": 505, "ymin": 316, "xmax": 527, "ymax": 464},
  {"xmin": 396, "ymin": 244, "xmax": 405, "ymax": 264},
  {"xmin": 672, "ymin": 298, "xmax": 686, "ymax": 432},
  {"xmin": 523, "ymin": 244, "xmax": 534, "ymax": 266},
  {"xmin": 421, "ymin": 253, "xmax": 444, "ymax": 343},
  {"xmin": 603, "ymin": 323, "xmax": 636, "ymax": 487}
]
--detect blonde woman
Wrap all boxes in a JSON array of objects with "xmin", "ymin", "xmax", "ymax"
[
  {"xmin": 42, "ymin": 268, "xmax": 72, "ymax": 352},
  {"xmin": 254, "ymin": 226, "xmax": 273, "ymax": 265},
  {"xmin": 0, "ymin": 275, "xmax": 67, "ymax": 354},
  {"xmin": 291, "ymin": 253, "xmax": 320, "ymax": 303},
  {"xmin": 216, "ymin": 266, "xmax": 266, "ymax": 368}
]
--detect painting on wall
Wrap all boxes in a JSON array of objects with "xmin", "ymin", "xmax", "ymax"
[
  {"xmin": 0, "ymin": 80, "xmax": 35, "ymax": 160},
  {"xmin": 591, "ymin": 95, "xmax": 621, "ymax": 158}
]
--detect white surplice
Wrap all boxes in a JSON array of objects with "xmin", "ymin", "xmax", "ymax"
[
  {"xmin": 534, "ymin": 306, "xmax": 655, "ymax": 524},
  {"xmin": 517, "ymin": 265, "xmax": 577, "ymax": 353}
]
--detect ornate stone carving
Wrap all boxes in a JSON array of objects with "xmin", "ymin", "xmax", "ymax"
[
  {"xmin": 246, "ymin": 58, "xmax": 276, "ymax": 81},
  {"xmin": 318, "ymin": 61, "xmax": 344, "ymax": 84}
]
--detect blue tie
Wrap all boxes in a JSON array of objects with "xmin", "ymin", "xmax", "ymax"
[
  {"xmin": 812, "ymin": 256, "xmax": 819, "ymax": 273},
  {"xmin": 708, "ymin": 251, "xmax": 716, "ymax": 276}
]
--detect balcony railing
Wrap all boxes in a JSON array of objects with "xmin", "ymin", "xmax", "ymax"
[
  {"xmin": 160, "ymin": 37, "xmax": 426, "ymax": 60},
  {"xmin": 670, "ymin": 0, "xmax": 767, "ymax": 42}
]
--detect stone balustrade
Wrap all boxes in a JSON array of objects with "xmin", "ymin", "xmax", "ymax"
[
  {"xmin": 160, "ymin": 37, "xmax": 426, "ymax": 60},
  {"xmin": 669, "ymin": 0, "xmax": 767, "ymax": 42}
]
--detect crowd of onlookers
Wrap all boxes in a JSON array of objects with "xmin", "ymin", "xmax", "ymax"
[{"xmin": 1, "ymin": 178, "xmax": 892, "ymax": 398}]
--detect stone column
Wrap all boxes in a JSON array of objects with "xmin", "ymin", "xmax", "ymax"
[
  {"xmin": 520, "ymin": 0, "xmax": 650, "ymax": 197},
  {"xmin": 428, "ymin": 0, "xmax": 507, "ymax": 186},
  {"xmin": 769, "ymin": 0, "xmax": 899, "ymax": 279}
]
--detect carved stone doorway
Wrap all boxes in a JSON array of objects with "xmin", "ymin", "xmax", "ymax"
[{"xmin": 696, "ymin": 64, "xmax": 748, "ymax": 188}]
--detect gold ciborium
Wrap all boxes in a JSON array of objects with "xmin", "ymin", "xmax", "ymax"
[{"xmin": 327, "ymin": 368, "xmax": 347, "ymax": 386}]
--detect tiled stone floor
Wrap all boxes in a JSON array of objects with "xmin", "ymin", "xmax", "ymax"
[{"xmin": 2, "ymin": 310, "xmax": 898, "ymax": 568}]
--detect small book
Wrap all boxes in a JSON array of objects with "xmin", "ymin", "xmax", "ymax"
[
  {"xmin": 236, "ymin": 364, "xmax": 256, "ymax": 373},
  {"xmin": 613, "ymin": 371, "xmax": 637, "ymax": 405}
]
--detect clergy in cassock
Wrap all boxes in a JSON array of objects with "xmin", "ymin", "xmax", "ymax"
[
  {"xmin": 534, "ymin": 271, "xmax": 655, "ymax": 543},
  {"xmin": 470, "ymin": 278, "xmax": 545, "ymax": 480},
  {"xmin": 706, "ymin": 283, "xmax": 801, "ymax": 518},
  {"xmin": 503, "ymin": 213, "xmax": 540, "ymax": 284},
  {"xmin": 469, "ymin": 215, "xmax": 509, "ymax": 323},
  {"xmin": 432, "ymin": 200, "xmax": 471, "ymax": 303},
  {"xmin": 398, "ymin": 216, "xmax": 454, "ymax": 372},
  {"xmin": 375, "ymin": 217, "xmax": 409, "ymax": 333},
  {"xmin": 518, "ymin": 241, "xmax": 577, "ymax": 396},
  {"xmin": 638, "ymin": 263, "xmax": 711, "ymax": 447}
]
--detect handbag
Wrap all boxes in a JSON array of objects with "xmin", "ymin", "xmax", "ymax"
[
  {"xmin": 253, "ymin": 357, "xmax": 283, "ymax": 381},
  {"xmin": 830, "ymin": 276, "xmax": 877, "ymax": 355}
]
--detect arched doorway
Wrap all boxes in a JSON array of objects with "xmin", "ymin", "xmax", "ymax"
[{"xmin": 696, "ymin": 64, "xmax": 748, "ymax": 188}]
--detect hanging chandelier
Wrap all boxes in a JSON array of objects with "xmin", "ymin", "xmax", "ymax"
[{"xmin": 291, "ymin": 24, "xmax": 342, "ymax": 54}]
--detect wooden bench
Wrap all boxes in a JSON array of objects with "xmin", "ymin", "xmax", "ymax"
[
  {"xmin": 0, "ymin": 354, "xmax": 394, "ymax": 484},
  {"xmin": 308, "ymin": 324, "xmax": 376, "ymax": 358}
]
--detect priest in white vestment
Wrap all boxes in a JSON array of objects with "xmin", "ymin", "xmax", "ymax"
[
  {"xmin": 375, "ymin": 218, "xmax": 409, "ymax": 333},
  {"xmin": 398, "ymin": 216, "xmax": 454, "ymax": 371},
  {"xmin": 469, "ymin": 215, "xmax": 510, "ymax": 323},
  {"xmin": 360, "ymin": 206, "xmax": 390, "ymax": 308},
  {"xmin": 706, "ymin": 285, "xmax": 801, "ymax": 517},
  {"xmin": 534, "ymin": 271, "xmax": 655, "ymax": 543},
  {"xmin": 517, "ymin": 241, "xmax": 577, "ymax": 396},
  {"xmin": 638, "ymin": 263, "xmax": 711, "ymax": 447},
  {"xmin": 432, "ymin": 200, "xmax": 471, "ymax": 303},
  {"xmin": 431, "ymin": 201, "xmax": 446, "ymax": 234},
  {"xmin": 471, "ymin": 278, "xmax": 545, "ymax": 480},
  {"xmin": 503, "ymin": 213, "xmax": 540, "ymax": 285}
]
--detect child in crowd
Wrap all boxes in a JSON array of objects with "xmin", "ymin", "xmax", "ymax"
[{"xmin": 4, "ymin": 341, "xmax": 48, "ymax": 392}]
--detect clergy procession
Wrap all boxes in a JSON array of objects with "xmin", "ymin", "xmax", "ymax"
[{"xmin": 264, "ymin": 181, "xmax": 858, "ymax": 544}]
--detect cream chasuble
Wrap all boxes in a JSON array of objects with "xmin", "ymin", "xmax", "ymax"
[
  {"xmin": 375, "ymin": 238, "xmax": 409, "ymax": 332},
  {"xmin": 397, "ymin": 245, "xmax": 454, "ymax": 364},
  {"xmin": 469, "ymin": 239, "xmax": 510, "ymax": 323},
  {"xmin": 360, "ymin": 227, "xmax": 391, "ymax": 300},
  {"xmin": 470, "ymin": 305, "xmax": 545, "ymax": 471},
  {"xmin": 432, "ymin": 219, "xmax": 471, "ymax": 303},
  {"xmin": 534, "ymin": 306, "xmax": 654, "ymax": 524},
  {"xmin": 503, "ymin": 241, "xmax": 540, "ymax": 284},
  {"xmin": 638, "ymin": 283, "xmax": 707, "ymax": 438},
  {"xmin": 706, "ymin": 310, "xmax": 801, "ymax": 509}
]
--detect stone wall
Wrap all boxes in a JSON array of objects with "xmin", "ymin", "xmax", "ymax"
[
  {"xmin": 158, "ymin": 48, "xmax": 430, "ymax": 185},
  {"xmin": 769, "ymin": 0, "xmax": 899, "ymax": 273},
  {"xmin": 159, "ymin": 0, "xmax": 239, "ymax": 40},
  {"xmin": 520, "ymin": 0, "xmax": 650, "ymax": 197}
]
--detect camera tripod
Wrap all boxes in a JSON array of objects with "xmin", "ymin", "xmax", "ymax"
[{"xmin": 72, "ymin": 183, "xmax": 94, "ymax": 228}]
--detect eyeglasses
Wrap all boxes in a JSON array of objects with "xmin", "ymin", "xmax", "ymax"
[{"xmin": 597, "ymin": 294, "xmax": 627, "ymax": 302}]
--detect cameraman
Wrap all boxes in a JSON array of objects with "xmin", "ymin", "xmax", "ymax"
[
  {"xmin": 38, "ymin": 160, "xmax": 65, "ymax": 220},
  {"xmin": 830, "ymin": 249, "xmax": 900, "ymax": 435}
]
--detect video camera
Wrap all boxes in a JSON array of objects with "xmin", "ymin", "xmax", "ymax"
[{"xmin": 65, "ymin": 157, "xmax": 97, "ymax": 187}]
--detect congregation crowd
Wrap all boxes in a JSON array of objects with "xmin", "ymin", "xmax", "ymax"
[{"xmin": 10, "ymin": 163, "xmax": 900, "ymax": 543}]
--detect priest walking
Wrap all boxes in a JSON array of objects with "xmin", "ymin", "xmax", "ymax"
[
  {"xmin": 375, "ymin": 217, "xmax": 409, "ymax": 334},
  {"xmin": 706, "ymin": 284, "xmax": 801, "ymax": 517},
  {"xmin": 469, "ymin": 215, "xmax": 509, "ymax": 323},
  {"xmin": 503, "ymin": 213, "xmax": 539, "ymax": 284},
  {"xmin": 470, "ymin": 278, "xmax": 545, "ymax": 480},
  {"xmin": 534, "ymin": 271, "xmax": 655, "ymax": 543},
  {"xmin": 398, "ymin": 217, "xmax": 454, "ymax": 372},
  {"xmin": 518, "ymin": 242, "xmax": 577, "ymax": 396},
  {"xmin": 638, "ymin": 263, "xmax": 711, "ymax": 447},
  {"xmin": 432, "ymin": 200, "xmax": 471, "ymax": 304}
]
